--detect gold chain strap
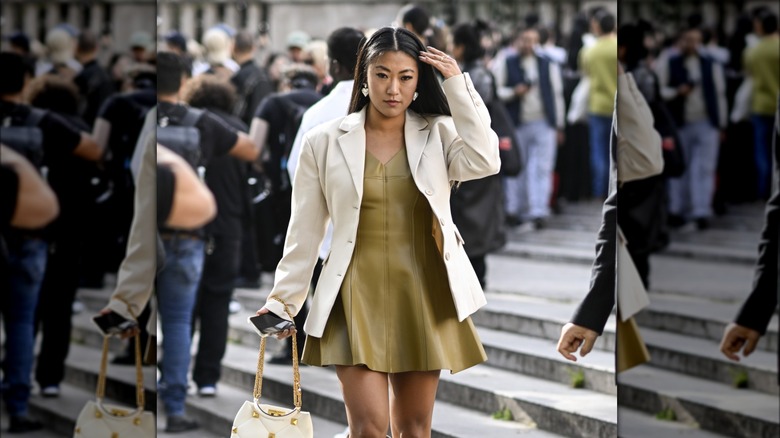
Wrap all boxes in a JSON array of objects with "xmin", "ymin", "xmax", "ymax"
[
  {"xmin": 252, "ymin": 297, "xmax": 302, "ymax": 409},
  {"xmin": 96, "ymin": 300, "xmax": 145, "ymax": 411},
  {"xmin": 96, "ymin": 333, "xmax": 145, "ymax": 409}
]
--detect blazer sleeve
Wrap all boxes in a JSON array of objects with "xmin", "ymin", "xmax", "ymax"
[
  {"xmin": 734, "ymin": 105, "xmax": 779, "ymax": 334},
  {"xmin": 570, "ymin": 130, "xmax": 618, "ymax": 335},
  {"xmin": 440, "ymin": 73, "xmax": 501, "ymax": 182},
  {"xmin": 265, "ymin": 135, "xmax": 330, "ymax": 320}
]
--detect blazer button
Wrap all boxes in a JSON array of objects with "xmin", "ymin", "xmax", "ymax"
[
  {"xmin": 444, "ymin": 252, "xmax": 451, "ymax": 261},
  {"xmin": 425, "ymin": 189, "xmax": 433, "ymax": 196}
]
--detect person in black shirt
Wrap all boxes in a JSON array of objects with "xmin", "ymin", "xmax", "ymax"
[
  {"xmin": 181, "ymin": 74, "xmax": 254, "ymax": 396},
  {"xmin": 231, "ymin": 30, "xmax": 274, "ymax": 126},
  {"xmin": 0, "ymin": 52, "xmax": 101, "ymax": 433},
  {"xmin": 73, "ymin": 30, "xmax": 115, "ymax": 127},
  {"xmin": 155, "ymin": 52, "xmax": 259, "ymax": 433}
]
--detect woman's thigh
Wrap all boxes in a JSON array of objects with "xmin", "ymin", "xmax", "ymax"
[
  {"xmin": 335, "ymin": 365, "xmax": 390, "ymax": 437},
  {"xmin": 388, "ymin": 370, "xmax": 440, "ymax": 437}
]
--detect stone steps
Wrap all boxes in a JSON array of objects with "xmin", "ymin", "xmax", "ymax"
[
  {"xmin": 228, "ymin": 308, "xmax": 616, "ymax": 395},
  {"xmin": 638, "ymin": 326, "xmax": 778, "ymax": 395},
  {"xmin": 636, "ymin": 294, "xmax": 778, "ymax": 353},
  {"xmin": 617, "ymin": 407, "xmax": 732, "ymax": 437},
  {"xmin": 218, "ymin": 341, "xmax": 612, "ymax": 437},
  {"xmin": 618, "ymin": 365, "xmax": 779, "ymax": 438}
]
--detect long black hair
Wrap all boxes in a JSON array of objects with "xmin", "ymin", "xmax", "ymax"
[
  {"xmin": 348, "ymin": 26, "xmax": 450, "ymax": 117},
  {"xmin": 452, "ymin": 20, "xmax": 489, "ymax": 65}
]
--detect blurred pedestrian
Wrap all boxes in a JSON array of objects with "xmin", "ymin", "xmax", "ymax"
[
  {"xmin": 656, "ymin": 26, "xmax": 727, "ymax": 230},
  {"xmin": 495, "ymin": 27, "xmax": 565, "ymax": 229},
  {"xmin": 155, "ymin": 51, "xmax": 258, "ymax": 432},
  {"xmin": 580, "ymin": 8, "xmax": 618, "ymax": 198},
  {"xmin": 182, "ymin": 75, "xmax": 252, "ymax": 397},
  {"xmin": 231, "ymin": 30, "xmax": 273, "ymax": 126},
  {"xmin": 286, "ymin": 31, "xmax": 310, "ymax": 63},
  {"xmin": 744, "ymin": 9, "xmax": 779, "ymax": 200}
]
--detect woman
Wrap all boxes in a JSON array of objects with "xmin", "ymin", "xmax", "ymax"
[
  {"xmin": 449, "ymin": 20, "xmax": 507, "ymax": 287},
  {"xmin": 255, "ymin": 26, "xmax": 499, "ymax": 437}
]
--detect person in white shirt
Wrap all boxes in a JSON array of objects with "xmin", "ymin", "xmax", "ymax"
[{"xmin": 271, "ymin": 27, "xmax": 365, "ymax": 365}]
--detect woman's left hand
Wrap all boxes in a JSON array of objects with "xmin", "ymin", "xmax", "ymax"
[{"xmin": 419, "ymin": 46, "xmax": 461, "ymax": 80}]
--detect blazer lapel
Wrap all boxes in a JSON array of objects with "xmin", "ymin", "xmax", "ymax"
[
  {"xmin": 404, "ymin": 111, "xmax": 430, "ymax": 178},
  {"xmin": 337, "ymin": 109, "xmax": 366, "ymax": 198}
]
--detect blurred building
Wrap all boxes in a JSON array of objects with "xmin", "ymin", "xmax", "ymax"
[
  {"xmin": 156, "ymin": 0, "xmax": 616, "ymax": 51},
  {"xmin": 1, "ymin": 0, "xmax": 156, "ymax": 48}
]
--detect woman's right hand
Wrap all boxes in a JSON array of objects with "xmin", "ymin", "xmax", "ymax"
[{"xmin": 256, "ymin": 306, "xmax": 297, "ymax": 340}]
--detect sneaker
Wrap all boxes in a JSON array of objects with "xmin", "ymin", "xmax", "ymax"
[
  {"xmin": 505, "ymin": 214, "xmax": 523, "ymax": 227},
  {"xmin": 229, "ymin": 300, "xmax": 242, "ymax": 314},
  {"xmin": 8, "ymin": 415, "xmax": 43, "ymax": 433},
  {"xmin": 40, "ymin": 385, "xmax": 60, "ymax": 398},
  {"xmin": 165, "ymin": 415, "xmax": 199, "ymax": 433},
  {"xmin": 516, "ymin": 221, "xmax": 536, "ymax": 233},
  {"xmin": 532, "ymin": 217, "xmax": 547, "ymax": 230},
  {"xmin": 198, "ymin": 385, "xmax": 217, "ymax": 397},
  {"xmin": 695, "ymin": 218, "xmax": 710, "ymax": 231}
]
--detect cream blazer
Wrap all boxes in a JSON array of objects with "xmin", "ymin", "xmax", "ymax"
[{"xmin": 265, "ymin": 73, "xmax": 500, "ymax": 338}]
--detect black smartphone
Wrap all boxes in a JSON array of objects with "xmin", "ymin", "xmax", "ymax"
[
  {"xmin": 92, "ymin": 311, "xmax": 137, "ymax": 336},
  {"xmin": 248, "ymin": 312, "xmax": 295, "ymax": 337}
]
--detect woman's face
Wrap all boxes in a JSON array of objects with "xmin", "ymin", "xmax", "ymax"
[{"xmin": 366, "ymin": 50, "xmax": 419, "ymax": 120}]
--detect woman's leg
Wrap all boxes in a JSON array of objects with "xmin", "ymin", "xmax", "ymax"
[
  {"xmin": 335, "ymin": 365, "xmax": 390, "ymax": 438},
  {"xmin": 388, "ymin": 370, "xmax": 440, "ymax": 438}
]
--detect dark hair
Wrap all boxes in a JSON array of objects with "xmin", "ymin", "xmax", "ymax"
[
  {"xmin": 452, "ymin": 20, "xmax": 487, "ymax": 65},
  {"xmin": 538, "ymin": 26, "xmax": 550, "ymax": 45},
  {"xmin": 596, "ymin": 10, "xmax": 616, "ymax": 34},
  {"xmin": 77, "ymin": 29, "xmax": 98, "ymax": 53},
  {"xmin": 156, "ymin": 51, "xmax": 187, "ymax": 95},
  {"xmin": 284, "ymin": 63, "xmax": 319, "ymax": 90},
  {"xmin": 327, "ymin": 27, "xmax": 365, "ymax": 73},
  {"xmin": 0, "ymin": 52, "xmax": 32, "ymax": 95},
  {"xmin": 401, "ymin": 5, "xmax": 430, "ymax": 36},
  {"xmin": 618, "ymin": 23, "xmax": 647, "ymax": 71},
  {"xmin": 182, "ymin": 75, "xmax": 237, "ymax": 113},
  {"xmin": 26, "ymin": 75, "xmax": 80, "ymax": 115},
  {"xmin": 348, "ymin": 26, "xmax": 450, "ymax": 117},
  {"xmin": 759, "ymin": 9, "xmax": 779, "ymax": 34},
  {"xmin": 234, "ymin": 30, "xmax": 254, "ymax": 54}
]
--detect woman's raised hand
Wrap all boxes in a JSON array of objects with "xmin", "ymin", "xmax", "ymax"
[{"xmin": 419, "ymin": 46, "xmax": 461, "ymax": 80}]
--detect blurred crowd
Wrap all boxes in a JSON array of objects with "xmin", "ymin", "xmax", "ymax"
[{"xmin": 3, "ymin": 1, "xmax": 777, "ymax": 434}]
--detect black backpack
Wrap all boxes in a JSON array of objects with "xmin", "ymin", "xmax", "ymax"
[
  {"xmin": 157, "ymin": 107, "xmax": 204, "ymax": 172},
  {"xmin": 1, "ymin": 107, "xmax": 47, "ymax": 169}
]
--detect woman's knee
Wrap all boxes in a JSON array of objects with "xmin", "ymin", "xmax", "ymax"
[
  {"xmin": 392, "ymin": 417, "xmax": 431, "ymax": 438},
  {"xmin": 348, "ymin": 420, "xmax": 389, "ymax": 438}
]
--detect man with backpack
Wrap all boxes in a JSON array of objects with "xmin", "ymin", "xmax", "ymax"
[
  {"xmin": 0, "ymin": 52, "xmax": 101, "ymax": 433},
  {"xmin": 155, "ymin": 51, "xmax": 258, "ymax": 433},
  {"xmin": 249, "ymin": 64, "xmax": 321, "ymax": 277}
]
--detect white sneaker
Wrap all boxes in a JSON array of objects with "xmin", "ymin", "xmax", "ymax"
[
  {"xmin": 198, "ymin": 386, "xmax": 217, "ymax": 397},
  {"xmin": 41, "ymin": 386, "xmax": 60, "ymax": 398},
  {"xmin": 229, "ymin": 300, "xmax": 242, "ymax": 314}
]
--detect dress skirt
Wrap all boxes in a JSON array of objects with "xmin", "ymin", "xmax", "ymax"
[{"xmin": 302, "ymin": 147, "xmax": 487, "ymax": 374}]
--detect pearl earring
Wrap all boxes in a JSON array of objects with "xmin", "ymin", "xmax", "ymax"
[
  {"xmin": 413, "ymin": 92, "xmax": 419, "ymax": 101},
  {"xmin": 361, "ymin": 84, "xmax": 368, "ymax": 97}
]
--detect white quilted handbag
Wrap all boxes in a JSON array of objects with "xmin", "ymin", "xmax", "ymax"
[
  {"xmin": 231, "ymin": 298, "xmax": 313, "ymax": 438},
  {"xmin": 73, "ymin": 334, "xmax": 154, "ymax": 438}
]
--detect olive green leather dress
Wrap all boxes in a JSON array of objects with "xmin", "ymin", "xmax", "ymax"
[{"xmin": 302, "ymin": 147, "xmax": 487, "ymax": 373}]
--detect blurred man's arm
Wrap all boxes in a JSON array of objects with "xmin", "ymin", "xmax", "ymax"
[
  {"xmin": 1, "ymin": 144, "xmax": 59, "ymax": 229},
  {"xmin": 157, "ymin": 144, "xmax": 217, "ymax": 229}
]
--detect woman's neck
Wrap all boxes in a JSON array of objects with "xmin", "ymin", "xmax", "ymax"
[{"xmin": 365, "ymin": 103, "xmax": 405, "ymax": 134}]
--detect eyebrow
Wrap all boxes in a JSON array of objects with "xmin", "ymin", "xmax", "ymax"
[{"xmin": 375, "ymin": 65, "xmax": 416, "ymax": 74}]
